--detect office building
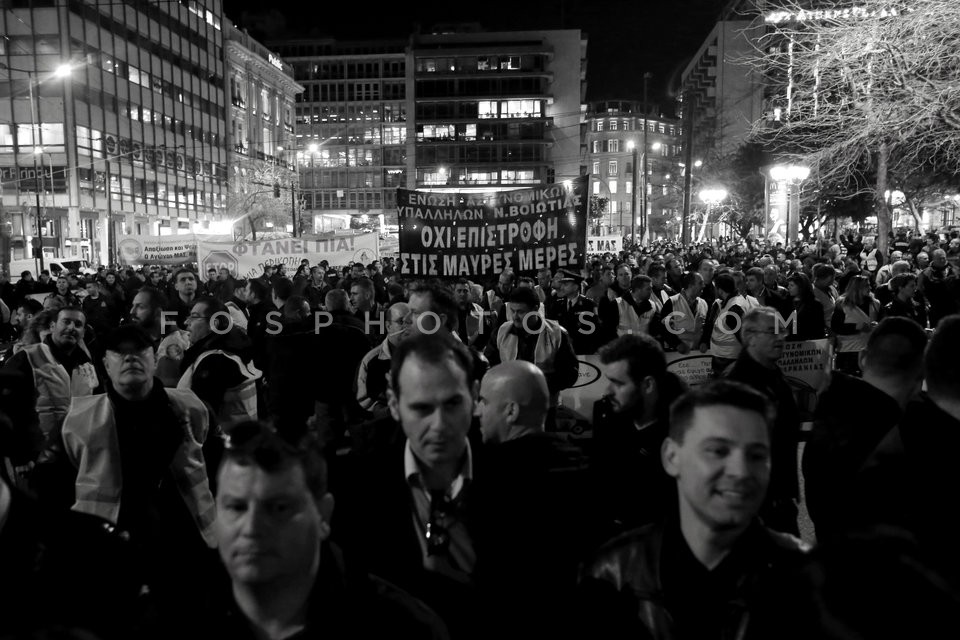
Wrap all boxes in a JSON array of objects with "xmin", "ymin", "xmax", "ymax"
[
  {"xmin": 0, "ymin": 0, "xmax": 229, "ymax": 266},
  {"xmin": 584, "ymin": 100, "xmax": 682, "ymax": 239}
]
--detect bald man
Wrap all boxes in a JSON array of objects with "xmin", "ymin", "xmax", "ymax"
[
  {"xmin": 476, "ymin": 361, "xmax": 549, "ymax": 443},
  {"xmin": 473, "ymin": 361, "xmax": 591, "ymax": 638}
]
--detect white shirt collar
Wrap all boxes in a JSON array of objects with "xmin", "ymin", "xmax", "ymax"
[{"xmin": 404, "ymin": 438, "xmax": 473, "ymax": 500}]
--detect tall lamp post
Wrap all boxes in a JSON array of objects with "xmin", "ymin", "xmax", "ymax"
[
  {"xmin": 627, "ymin": 140, "xmax": 638, "ymax": 246},
  {"xmin": 769, "ymin": 164, "xmax": 810, "ymax": 245}
]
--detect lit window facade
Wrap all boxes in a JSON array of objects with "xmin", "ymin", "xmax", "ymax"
[
  {"xmin": 0, "ymin": 0, "xmax": 228, "ymax": 262},
  {"xmin": 583, "ymin": 100, "xmax": 682, "ymax": 236}
]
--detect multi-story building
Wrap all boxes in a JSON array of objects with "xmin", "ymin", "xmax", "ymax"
[
  {"xmin": 273, "ymin": 26, "xmax": 586, "ymax": 228},
  {"xmin": 224, "ymin": 23, "xmax": 302, "ymax": 236},
  {"xmin": 678, "ymin": 0, "xmax": 766, "ymax": 164},
  {"xmin": 0, "ymin": 0, "xmax": 229, "ymax": 266},
  {"xmin": 410, "ymin": 27, "xmax": 586, "ymax": 195},
  {"xmin": 584, "ymin": 100, "xmax": 682, "ymax": 239},
  {"xmin": 272, "ymin": 38, "xmax": 408, "ymax": 232}
]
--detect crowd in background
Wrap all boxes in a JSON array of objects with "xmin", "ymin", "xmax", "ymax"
[{"xmin": 1, "ymin": 225, "xmax": 959, "ymax": 639}]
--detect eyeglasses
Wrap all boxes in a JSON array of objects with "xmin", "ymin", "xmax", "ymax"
[{"xmin": 424, "ymin": 490, "xmax": 453, "ymax": 556}]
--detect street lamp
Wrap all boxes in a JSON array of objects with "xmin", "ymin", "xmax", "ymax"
[
  {"xmin": 769, "ymin": 164, "xmax": 810, "ymax": 244},
  {"xmin": 698, "ymin": 187, "xmax": 728, "ymax": 243},
  {"xmin": 627, "ymin": 140, "xmax": 638, "ymax": 245}
]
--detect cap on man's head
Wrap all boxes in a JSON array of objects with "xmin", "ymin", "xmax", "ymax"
[
  {"xmin": 557, "ymin": 269, "xmax": 582, "ymax": 284},
  {"xmin": 326, "ymin": 269, "xmax": 340, "ymax": 279},
  {"xmin": 102, "ymin": 325, "xmax": 154, "ymax": 353}
]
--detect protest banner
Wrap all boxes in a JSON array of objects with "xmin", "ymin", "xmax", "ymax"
[
  {"xmin": 396, "ymin": 176, "xmax": 588, "ymax": 278},
  {"xmin": 586, "ymin": 234, "xmax": 622, "ymax": 254},
  {"xmin": 777, "ymin": 338, "xmax": 831, "ymax": 419},
  {"xmin": 195, "ymin": 232, "xmax": 379, "ymax": 281},
  {"xmin": 118, "ymin": 234, "xmax": 198, "ymax": 266}
]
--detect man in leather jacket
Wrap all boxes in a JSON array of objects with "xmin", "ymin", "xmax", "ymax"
[{"xmin": 578, "ymin": 380, "xmax": 808, "ymax": 640}]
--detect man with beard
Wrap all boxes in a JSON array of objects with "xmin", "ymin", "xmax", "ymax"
[
  {"xmin": 725, "ymin": 307, "xmax": 801, "ymax": 535},
  {"xmin": 453, "ymin": 280, "xmax": 490, "ymax": 349},
  {"xmin": 591, "ymin": 334, "xmax": 685, "ymax": 540},
  {"xmin": 578, "ymin": 380, "xmax": 807, "ymax": 639}
]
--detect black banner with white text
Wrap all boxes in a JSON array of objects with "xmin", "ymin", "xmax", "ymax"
[{"xmin": 397, "ymin": 176, "xmax": 588, "ymax": 278}]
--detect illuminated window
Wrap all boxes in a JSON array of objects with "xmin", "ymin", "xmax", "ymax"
[
  {"xmin": 609, "ymin": 120, "xmax": 618, "ymax": 131},
  {"xmin": 592, "ymin": 161, "xmax": 600, "ymax": 174},
  {"xmin": 608, "ymin": 160, "xmax": 618, "ymax": 176},
  {"xmin": 623, "ymin": 120, "xmax": 630, "ymax": 130},
  {"xmin": 662, "ymin": 185, "xmax": 668, "ymax": 196},
  {"xmin": 593, "ymin": 181, "xmax": 600, "ymax": 195},
  {"xmin": 610, "ymin": 201, "xmax": 618, "ymax": 214},
  {"xmin": 596, "ymin": 121, "xmax": 604, "ymax": 132},
  {"xmin": 626, "ymin": 181, "xmax": 632, "ymax": 194},
  {"xmin": 500, "ymin": 56, "xmax": 520, "ymax": 70},
  {"xmin": 478, "ymin": 101, "xmax": 498, "ymax": 118},
  {"xmin": 608, "ymin": 180, "xmax": 618, "ymax": 194},
  {"xmin": 592, "ymin": 140, "xmax": 601, "ymax": 153},
  {"xmin": 607, "ymin": 140, "xmax": 619, "ymax": 153}
]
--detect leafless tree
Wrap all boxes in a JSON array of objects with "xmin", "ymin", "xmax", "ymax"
[
  {"xmin": 226, "ymin": 158, "xmax": 296, "ymax": 241},
  {"xmin": 748, "ymin": 0, "xmax": 960, "ymax": 254}
]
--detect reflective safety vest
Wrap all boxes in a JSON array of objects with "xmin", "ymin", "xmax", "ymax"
[
  {"xmin": 616, "ymin": 297, "xmax": 655, "ymax": 336},
  {"xmin": 496, "ymin": 318, "xmax": 564, "ymax": 406},
  {"xmin": 861, "ymin": 248, "xmax": 879, "ymax": 273},
  {"xmin": 177, "ymin": 349, "xmax": 261, "ymax": 426},
  {"xmin": 710, "ymin": 295, "xmax": 747, "ymax": 360},
  {"xmin": 61, "ymin": 389, "xmax": 217, "ymax": 548},
  {"xmin": 23, "ymin": 343, "xmax": 98, "ymax": 437},
  {"xmin": 666, "ymin": 293, "xmax": 708, "ymax": 349}
]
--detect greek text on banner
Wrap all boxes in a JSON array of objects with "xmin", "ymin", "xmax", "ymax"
[{"xmin": 396, "ymin": 176, "xmax": 588, "ymax": 278}]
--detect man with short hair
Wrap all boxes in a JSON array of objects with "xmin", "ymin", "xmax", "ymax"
[
  {"xmin": 578, "ymin": 380, "xmax": 807, "ymax": 639},
  {"xmin": 725, "ymin": 307, "xmax": 801, "ymax": 535},
  {"xmin": 700, "ymin": 272, "xmax": 748, "ymax": 377},
  {"xmin": 882, "ymin": 273, "xmax": 927, "ymax": 325},
  {"xmin": 350, "ymin": 277, "xmax": 384, "ymax": 345},
  {"xmin": 484, "ymin": 287, "xmax": 578, "ymax": 415},
  {"xmin": 812, "ymin": 263, "xmax": 838, "ymax": 327},
  {"xmin": 357, "ymin": 302, "xmax": 411, "ymax": 417},
  {"xmin": 473, "ymin": 361, "xmax": 590, "ymax": 636},
  {"xmin": 453, "ymin": 279, "xmax": 490, "ymax": 349},
  {"xmin": 803, "ymin": 317, "xmax": 927, "ymax": 541},
  {"xmin": 208, "ymin": 421, "xmax": 447, "ymax": 639},
  {"xmin": 334, "ymin": 334, "xmax": 481, "ymax": 638},
  {"xmin": 918, "ymin": 248, "xmax": 958, "ymax": 325},
  {"xmin": 658, "ymin": 272, "xmax": 707, "ymax": 354},
  {"xmin": 592, "ymin": 334, "xmax": 685, "ymax": 537},
  {"xmin": 854, "ymin": 315, "xmax": 960, "ymax": 586},
  {"xmin": 610, "ymin": 275, "xmax": 657, "ymax": 339},
  {"xmin": 178, "ymin": 297, "xmax": 261, "ymax": 426},
  {"xmin": 166, "ymin": 268, "xmax": 199, "ymax": 329},
  {"xmin": 4, "ymin": 307, "xmax": 101, "ymax": 454}
]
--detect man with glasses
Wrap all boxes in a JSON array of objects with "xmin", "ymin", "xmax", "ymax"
[
  {"xmin": 55, "ymin": 324, "xmax": 219, "ymax": 627},
  {"xmin": 207, "ymin": 421, "xmax": 448, "ymax": 639},
  {"xmin": 334, "ymin": 333, "xmax": 479, "ymax": 640},
  {"xmin": 725, "ymin": 307, "xmax": 801, "ymax": 535}
]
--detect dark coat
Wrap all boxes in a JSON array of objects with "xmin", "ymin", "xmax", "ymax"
[
  {"xmin": 802, "ymin": 372, "xmax": 901, "ymax": 541},
  {"xmin": 578, "ymin": 519, "xmax": 807, "ymax": 640},
  {"xmin": 204, "ymin": 541, "xmax": 449, "ymax": 640},
  {"xmin": 548, "ymin": 294, "xmax": 600, "ymax": 354},
  {"xmin": 725, "ymin": 351, "xmax": 801, "ymax": 532}
]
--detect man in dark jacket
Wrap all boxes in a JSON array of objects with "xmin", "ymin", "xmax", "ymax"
[
  {"xmin": 578, "ymin": 380, "xmax": 807, "ymax": 639},
  {"xmin": 472, "ymin": 361, "xmax": 590, "ymax": 638},
  {"xmin": 725, "ymin": 306, "xmax": 801, "ymax": 535},
  {"xmin": 802, "ymin": 317, "xmax": 927, "ymax": 542},
  {"xmin": 179, "ymin": 297, "xmax": 261, "ymax": 426},
  {"xmin": 591, "ymin": 334, "xmax": 684, "ymax": 541},
  {"xmin": 207, "ymin": 420, "xmax": 448, "ymax": 639}
]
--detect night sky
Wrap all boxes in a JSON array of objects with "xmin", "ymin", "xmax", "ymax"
[{"xmin": 223, "ymin": 0, "xmax": 728, "ymax": 115}]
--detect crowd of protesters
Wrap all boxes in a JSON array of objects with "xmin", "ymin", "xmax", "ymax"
[{"xmin": 1, "ymin": 225, "xmax": 959, "ymax": 639}]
